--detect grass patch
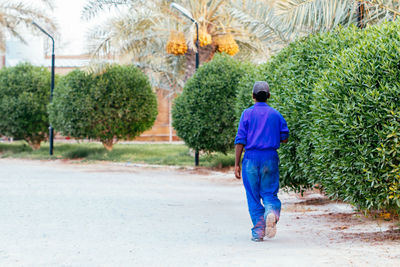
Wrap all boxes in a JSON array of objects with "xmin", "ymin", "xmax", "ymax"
[
  {"xmin": 206, "ymin": 153, "xmax": 236, "ymax": 168},
  {"xmin": 63, "ymin": 147, "xmax": 105, "ymax": 159},
  {"xmin": 0, "ymin": 141, "xmax": 235, "ymax": 167}
]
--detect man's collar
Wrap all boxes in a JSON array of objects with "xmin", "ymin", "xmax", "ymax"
[{"xmin": 255, "ymin": 102, "xmax": 268, "ymax": 106}]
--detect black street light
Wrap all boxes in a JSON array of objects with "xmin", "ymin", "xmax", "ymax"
[
  {"xmin": 171, "ymin": 2, "xmax": 200, "ymax": 166},
  {"xmin": 32, "ymin": 21, "xmax": 55, "ymax": 156}
]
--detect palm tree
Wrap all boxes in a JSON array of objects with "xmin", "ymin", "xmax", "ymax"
[
  {"xmin": 83, "ymin": 0, "xmax": 271, "ymax": 92},
  {"xmin": 0, "ymin": 0, "xmax": 56, "ymax": 51}
]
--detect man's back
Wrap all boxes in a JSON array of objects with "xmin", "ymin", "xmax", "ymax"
[{"xmin": 235, "ymin": 102, "xmax": 288, "ymax": 151}]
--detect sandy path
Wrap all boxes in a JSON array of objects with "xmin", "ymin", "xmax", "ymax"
[{"xmin": 0, "ymin": 159, "xmax": 399, "ymax": 266}]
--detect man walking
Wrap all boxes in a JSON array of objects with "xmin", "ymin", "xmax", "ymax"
[{"xmin": 234, "ymin": 81, "xmax": 289, "ymax": 242}]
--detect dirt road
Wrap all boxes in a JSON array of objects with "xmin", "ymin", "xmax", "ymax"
[{"xmin": 0, "ymin": 159, "xmax": 399, "ymax": 266}]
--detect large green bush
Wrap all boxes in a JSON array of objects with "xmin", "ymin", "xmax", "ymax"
[
  {"xmin": 312, "ymin": 22, "xmax": 400, "ymax": 212},
  {"xmin": 0, "ymin": 63, "xmax": 51, "ymax": 149},
  {"xmin": 173, "ymin": 54, "xmax": 254, "ymax": 154},
  {"xmin": 236, "ymin": 26, "xmax": 362, "ymax": 192},
  {"xmin": 49, "ymin": 65, "xmax": 157, "ymax": 150}
]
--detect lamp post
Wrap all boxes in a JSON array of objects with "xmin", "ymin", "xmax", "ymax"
[
  {"xmin": 171, "ymin": 3, "xmax": 200, "ymax": 166},
  {"xmin": 32, "ymin": 21, "xmax": 55, "ymax": 156}
]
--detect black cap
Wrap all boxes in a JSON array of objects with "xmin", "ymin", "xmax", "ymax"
[{"xmin": 252, "ymin": 81, "xmax": 270, "ymax": 95}]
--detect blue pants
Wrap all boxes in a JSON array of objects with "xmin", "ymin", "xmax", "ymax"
[{"xmin": 242, "ymin": 150, "xmax": 281, "ymax": 238}]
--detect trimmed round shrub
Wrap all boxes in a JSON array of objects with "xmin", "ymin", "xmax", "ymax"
[
  {"xmin": 49, "ymin": 65, "xmax": 158, "ymax": 150},
  {"xmin": 172, "ymin": 54, "xmax": 254, "ymax": 154},
  {"xmin": 0, "ymin": 63, "xmax": 51, "ymax": 149},
  {"xmin": 312, "ymin": 21, "xmax": 400, "ymax": 212},
  {"xmin": 236, "ymin": 26, "xmax": 362, "ymax": 192}
]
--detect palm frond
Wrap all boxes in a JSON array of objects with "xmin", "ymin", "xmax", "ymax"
[
  {"xmin": 1, "ymin": 2, "xmax": 55, "ymax": 27},
  {"xmin": 366, "ymin": 0, "xmax": 400, "ymax": 15},
  {"xmin": 81, "ymin": 0, "xmax": 130, "ymax": 20},
  {"xmin": 86, "ymin": 10, "xmax": 166, "ymax": 56},
  {"xmin": 0, "ymin": 1, "xmax": 56, "ymax": 48},
  {"xmin": 362, "ymin": 0, "xmax": 400, "ymax": 25},
  {"xmin": 229, "ymin": 0, "xmax": 292, "ymax": 44},
  {"xmin": 276, "ymin": 0, "xmax": 357, "ymax": 33}
]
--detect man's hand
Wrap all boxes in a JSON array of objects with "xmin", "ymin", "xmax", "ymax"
[{"xmin": 235, "ymin": 165, "xmax": 241, "ymax": 179}]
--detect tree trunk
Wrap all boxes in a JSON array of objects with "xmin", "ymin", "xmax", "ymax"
[
  {"xmin": 102, "ymin": 139, "xmax": 114, "ymax": 151},
  {"xmin": 27, "ymin": 139, "xmax": 41, "ymax": 150},
  {"xmin": 184, "ymin": 44, "xmax": 217, "ymax": 81}
]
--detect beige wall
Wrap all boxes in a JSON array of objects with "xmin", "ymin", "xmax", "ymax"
[
  {"xmin": 0, "ymin": 55, "xmax": 5, "ymax": 69},
  {"xmin": 134, "ymin": 89, "xmax": 179, "ymax": 142}
]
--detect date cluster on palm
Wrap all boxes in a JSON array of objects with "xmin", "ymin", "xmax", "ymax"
[
  {"xmin": 214, "ymin": 33, "xmax": 239, "ymax": 56},
  {"xmin": 194, "ymin": 27, "xmax": 212, "ymax": 47},
  {"xmin": 166, "ymin": 31, "xmax": 188, "ymax": 55}
]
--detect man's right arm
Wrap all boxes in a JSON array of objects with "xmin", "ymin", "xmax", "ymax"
[
  {"xmin": 234, "ymin": 111, "xmax": 247, "ymax": 179},
  {"xmin": 235, "ymin": 144, "xmax": 244, "ymax": 179}
]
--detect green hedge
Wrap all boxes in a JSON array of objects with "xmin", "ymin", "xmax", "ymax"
[
  {"xmin": 236, "ymin": 26, "xmax": 362, "ymax": 192},
  {"xmin": 312, "ymin": 22, "xmax": 400, "ymax": 211},
  {"xmin": 172, "ymin": 54, "xmax": 253, "ymax": 154},
  {"xmin": 49, "ymin": 65, "xmax": 157, "ymax": 150},
  {"xmin": 0, "ymin": 63, "xmax": 52, "ymax": 149},
  {"xmin": 235, "ymin": 21, "xmax": 400, "ymax": 213}
]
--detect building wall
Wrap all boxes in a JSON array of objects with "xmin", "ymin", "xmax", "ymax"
[
  {"xmin": 0, "ymin": 55, "xmax": 5, "ymax": 69},
  {"xmin": 134, "ymin": 89, "xmax": 179, "ymax": 142}
]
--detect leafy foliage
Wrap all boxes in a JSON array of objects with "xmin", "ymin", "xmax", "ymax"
[
  {"xmin": 236, "ymin": 26, "xmax": 362, "ymax": 192},
  {"xmin": 234, "ymin": 63, "xmax": 263, "ymax": 122},
  {"xmin": 172, "ymin": 54, "xmax": 252, "ymax": 153},
  {"xmin": 0, "ymin": 63, "xmax": 51, "ymax": 149},
  {"xmin": 312, "ymin": 21, "xmax": 400, "ymax": 212},
  {"xmin": 48, "ymin": 65, "xmax": 158, "ymax": 150},
  {"xmin": 48, "ymin": 70, "xmax": 93, "ymax": 139},
  {"xmin": 236, "ymin": 21, "xmax": 400, "ymax": 212}
]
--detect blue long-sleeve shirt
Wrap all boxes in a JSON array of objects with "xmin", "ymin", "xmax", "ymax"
[{"xmin": 234, "ymin": 102, "xmax": 289, "ymax": 151}]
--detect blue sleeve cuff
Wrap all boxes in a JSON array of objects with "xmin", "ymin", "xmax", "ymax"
[
  {"xmin": 234, "ymin": 137, "xmax": 247, "ymax": 145},
  {"xmin": 280, "ymin": 132, "xmax": 289, "ymax": 141}
]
